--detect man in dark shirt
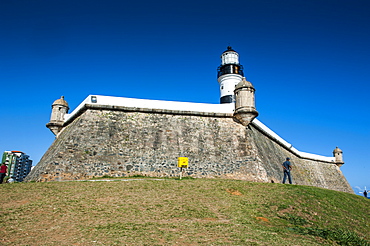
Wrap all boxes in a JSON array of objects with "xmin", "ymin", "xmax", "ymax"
[{"xmin": 282, "ymin": 158, "xmax": 292, "ymax": 184}]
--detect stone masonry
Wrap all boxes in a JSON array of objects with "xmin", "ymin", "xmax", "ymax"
[{"xmin": 25, "ymin": 106, "xmax": 353, "ymax": 193}]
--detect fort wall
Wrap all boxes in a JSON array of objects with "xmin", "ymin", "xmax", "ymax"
[{"xmin": 25, "ymin": 104, "xmax": 353, "ymax": 193}]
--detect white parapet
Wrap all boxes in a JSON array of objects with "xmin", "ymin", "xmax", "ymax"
[
  {"xmin": 64, "ymin": 95, "xmax": 335, "ymax": 163},
  {"xmin": 64, "ymin": 95, "xmax": 235, "ymax": 121},
  {"xmin": 252, "ymin": 118, "xmax": 335, "ymax": 163}
]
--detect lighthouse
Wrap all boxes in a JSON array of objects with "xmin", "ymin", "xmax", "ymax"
[{"xmin": 217, "ymin": 46, "xmax": 244, "ymax": 104}]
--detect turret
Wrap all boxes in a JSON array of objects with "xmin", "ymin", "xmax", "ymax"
[
  {"xmin": 333, "ymin": 146, "xmax": 344, "ymax": 167},
  {"xmin": 217, "ymin": 46, "xmax": 244, "ymax": 104},
  {"xmin": 46, "ymin": 96, "xmax": 69, "ymax": 136},
  {"xmin": 233, "ymin": 77, "xmax": 258, "ymax": 126}
]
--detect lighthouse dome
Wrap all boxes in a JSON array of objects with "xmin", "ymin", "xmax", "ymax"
[{"xmin": 223, "ymin": 46, "xmax": 236, "ymax": 52}]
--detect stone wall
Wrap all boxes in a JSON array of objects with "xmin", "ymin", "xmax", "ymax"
[{"xmin": 25, "ymin": 108, "xmax": 353, "ymax": 193}]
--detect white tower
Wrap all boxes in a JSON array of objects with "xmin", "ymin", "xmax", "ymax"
[
  {"xmin": 217, "ymin": 46, "xmax": 244, "ymax": 104},
  {"xmin": 46, "ymin": 96, "xmax": 69, "ymax": 136}
]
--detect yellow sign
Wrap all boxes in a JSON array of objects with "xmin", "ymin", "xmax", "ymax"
[{"xmin": 177, "ymin": 157, "xmax": 188, "ymax": 168}]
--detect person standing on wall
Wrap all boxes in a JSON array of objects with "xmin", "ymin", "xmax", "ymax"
[
  {"xmin": 282, "ymin": 158, "xmax": 293, "ymax": 184},
  {"xmin": 0, "ymin": 163, "xmax": 8, "ymax": 184}
]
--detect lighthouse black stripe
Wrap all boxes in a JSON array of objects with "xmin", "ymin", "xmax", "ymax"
[{"xmin": 220, "ymin": 95, "xmax": 233, "ymax": 104}]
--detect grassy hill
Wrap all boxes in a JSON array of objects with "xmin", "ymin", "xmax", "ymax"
[{"xmin": 0, "ymin": 178, "xmax": 369, "ymax": 246}]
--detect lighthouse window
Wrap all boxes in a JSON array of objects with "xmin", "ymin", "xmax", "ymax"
[{"xmin": 221, "ymin": 86, "xmax": 223, "ymax": 89}]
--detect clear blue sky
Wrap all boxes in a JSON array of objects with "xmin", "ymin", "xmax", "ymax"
[{"xmin": 1, "ymin": 0, "xmax": 369, "ymax": 193}]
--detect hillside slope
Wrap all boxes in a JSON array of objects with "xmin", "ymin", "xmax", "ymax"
[{"xmin": 0, "ymin": 179, "xmax": 368, "ymax": 245}]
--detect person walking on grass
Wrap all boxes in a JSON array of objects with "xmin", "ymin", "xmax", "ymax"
[
  {"xmin": 0, "ymin": 163, "xmax": 7, "ymax": 184},
  {"xmin": 282, "ymin": 158, "xmax": 292, "ymax": 184}
]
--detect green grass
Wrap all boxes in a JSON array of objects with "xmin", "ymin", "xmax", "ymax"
[{"xmin": 0, "ymin": 179, "xmax": 368, "ymax": 245}]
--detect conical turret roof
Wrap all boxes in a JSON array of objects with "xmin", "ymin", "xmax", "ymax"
[
  {"xmin": 52, "ymin": 96, "xmax": 69, "ymax": 108},
  {"xmin": 235, "ymin": 77, "xmax": 254, "ymax": 89},
  {"xmin": 333, "ymin": 146, "xmax": 343, "ymax": 153}
]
